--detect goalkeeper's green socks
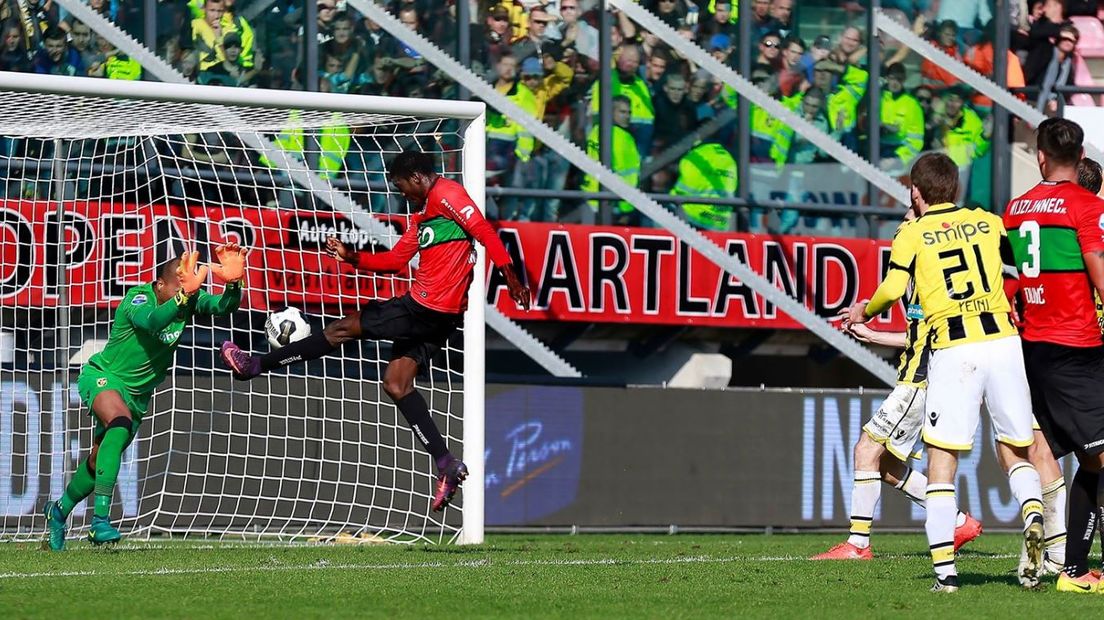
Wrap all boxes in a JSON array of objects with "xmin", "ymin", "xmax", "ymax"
[
  {"xmin": 57, "ymin": 458, "xmax": 97, "ymax": 518},
  {"xmin": 92, "ymin": 422, "xmax": 132, "ymax": 518}
]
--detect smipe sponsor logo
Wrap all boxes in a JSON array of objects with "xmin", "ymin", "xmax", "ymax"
[
  {"xmin": 485, "ymin": 387, "xmax": 583, "ymax": 525},
  {"xmin": 922, "ymin": 220, "xmax": 991, "ymax": 246}
]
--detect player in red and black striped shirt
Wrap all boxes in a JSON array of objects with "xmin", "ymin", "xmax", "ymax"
[
  {"xmin": 221, "ymin": 152, "xmax": 530, "ymax": 512},
  {"xmin": 1004, "ymin": 118, "xmax": 1104, "ymax": 592}
]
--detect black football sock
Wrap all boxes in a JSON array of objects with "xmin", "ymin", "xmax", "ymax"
[
  {"xmin": 1064, "ymin": 467, "xmax": 1098, "ymax": 577},
  {"xmin": 260, "ymin": 332, "xmax": 337, "ymax": 372},
  {"xmin": 394, "ymin": 392, "xmax": 451, "ymax": 468}
]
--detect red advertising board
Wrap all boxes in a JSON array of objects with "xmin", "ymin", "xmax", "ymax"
[{"xmin": 0, "ymin": 201, "xmax": 905, "ymax": 330}]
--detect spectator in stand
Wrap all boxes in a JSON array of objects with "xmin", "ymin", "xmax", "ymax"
[
  {"xmin": 559, "ymin": 0, "xmax": 598, "ymax": 62},
  {"xmin": 831, "ymin": 26, "xmax": 867, "ymax": 67},
  {"xmin": 779, "ymin": 35, "xmax": 808, "ymax": 97},
  {"xmin": 938, "ymin": 85, "xmax": 988, "ymax": 174},
  {"xmin": 880, "ymin": 62, "xmax": 925, "ymax": 168},
  {"xmin": 176, "ymin": 49, "xmax": 199, "ymax": 81},
  {"xmin": 698, "ymin": 1, "xmax": 738, "ymax": 44},
  {"xmin": 913, "ymin": 84, "xmax": 939, "ymax": 150},
  {"xmin": 505, "ymin": 55, "xmax": 558, "ymax": 220},
  {"xmin": 814, "ymin": 58, "xmax": 860, "ymax": 148},
  {"xmin": 710, "ymin": 34, "xmax": 732, "ymax": 67},
  {"xmin": 67, "ymin": 20, "xmax": 97, "ymax": 71},
  {"xmin": 801, "ymin": 34, "xmax": 831, "ymax": 83},
  {"xmin": 749, "ymin": 64, "xmax": 792, "ymax": 167},
  {"xmin": 768, "ymin": 0, "xmax": 795, "ymax": 39},
  {"xmin": 582, "ymin": 95, "xmax": 640, "ymax": 223},
  {"xmin": 1033, "ymin": 22, "xmax": 1078, "ymax": 112},
  {"xmin": 788, "ymin": 87, "xmax": 838, "ymax": 164},
  {"xmin": 34, "ymin": 27, "xmax": 82, "ymax": 76},
  {"xmin": 0, "ymin": 21, "xmax": 31, "ymax": 73},
  {"xmin": 486, "ymin": 53, "xmax": 537, "ymax": 185},
  {"xmin": 921, "ymin": 19, "xmax": 962, "ymax": 90},
  {"xmin": 963, "ymin": 19, "xmax": 1025, "ymax": 114},
  {"xmin": 472, "ymin": 4, "xmax": 512, "ymax": 80},
  {"xmin": 198, "ymin": 31, "xmax": 248, "ymax": 86},
  {"xmin": 512, "ymin": 4, "xmax": 554, "ymax": 64},
  {"xmin": 190, "ymin": 0, "xmax": 227, "ymax": 71},
  {"xmin": 315, "ymin": 0, "xmax": 338, "ymax": 44},
  {"xmin": 756, "ymin": 31, "xmax": 783, "ymax": 71},
  {"xmin": 321, "ymin": 12, "xmax": 369, "ymax": 92},
  {"xmin": 687, "ymin": 69, "xmax": 719, "ymax": 123},
  {"xmin": 648, "ymin": 0, "xmax": 686, "ymax": 29},
  {"xmin": 645, "ymin": 47, "xmax": 669, "ymax": 96},
  {"xmin": 751, "ymin": 0, "xmax": 774, "ymax": 40},
  {"xmin": 1019, "ymin": 0, "xmax": 1065, "ymax": 85},
  {"xmin": 87, "ymin": 34, "xmax": 142, "ymax": 80},
  {"xmin": 588, "ymin": 44, "xmax": 654, "ymax": 157},
  {"xmin": 935, "ymin": 0, "xmax": 991, "ymax": 46},
  {"xmin": 380, "ymin": 5, "xmax": 428, "ymax": 84},
  {"xmin": 653, "ymin": 73, "xmax": 699, "ymax": 151},
  {"xmin": 188, "ymin": 0, "xmax": 255, "ymax": 70}
]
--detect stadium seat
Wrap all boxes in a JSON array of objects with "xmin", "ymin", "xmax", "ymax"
[
  {"xmin": 1072, "ymin": 16, "xmax": 1104, "ymax": 58},
  {"xmin": 1072, "ymin": 54, "xmax": 1099, "ymax": 106}
]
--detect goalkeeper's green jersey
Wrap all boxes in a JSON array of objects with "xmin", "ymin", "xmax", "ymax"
[{"xmin": 87, "ymin": 282, "xmax": 242, "ymax": 395}]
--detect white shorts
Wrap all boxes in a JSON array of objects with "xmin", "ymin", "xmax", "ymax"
[
  {"xmin": 863, "ymin": 384, "xmax": 925, "ymax": 461},
  {"xmin": 923, "ymin": 335, "xmax": 1035, "ymax": 450}
]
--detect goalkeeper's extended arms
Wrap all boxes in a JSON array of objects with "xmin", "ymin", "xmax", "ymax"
[
  {"xmin": 176, "ymin": 251, "xmax": 209, "ymax": 303},
  {"xmin": 209, "ymin": 243, "xmax": 249, "ymax": 284},
  {"xmin": 194, "ymin": 282, "xmax": 242, "ymax": 316},
  {"xmin": 130, "ymin": 294, "xmax": 185, "ymax": 334}
]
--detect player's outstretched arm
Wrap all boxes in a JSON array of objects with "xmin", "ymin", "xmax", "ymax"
[
  {"xmin": 198, "ymin": 243, "xmax": 249, "ymax": 316},
  {"xmin": 833, "ymin": 308, "xmax": 908, "ymax": 348},
  {"xmin": 131, "ymin": 251, "xmax": 208, "ymax": 334},
  {"xmin": 326, "ymin": 232, "xmax": 418, "ymax": 274}
]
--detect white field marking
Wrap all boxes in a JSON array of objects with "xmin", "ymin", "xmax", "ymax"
[{"xmin": 0, "ymin": 553, "xmax": 1020, "ymax": 580}]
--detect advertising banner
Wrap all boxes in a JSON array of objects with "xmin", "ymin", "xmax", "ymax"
[{"xmin": 0, "ymin": 200, "xmax": 905, "ymax": 330}]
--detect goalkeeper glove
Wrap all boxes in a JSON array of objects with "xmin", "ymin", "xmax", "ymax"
[
  {"xmin": 175, "ymin": 251, "xmax": 209, "ymax": 303},
  {"xmin": 210, "ymin": 242, "xmax": 250, "ymax": 284}
]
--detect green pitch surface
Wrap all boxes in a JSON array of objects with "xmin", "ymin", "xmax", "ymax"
[{"xmin": 1, "ymin": 533, "xmax": 1100, "ymax": 618}]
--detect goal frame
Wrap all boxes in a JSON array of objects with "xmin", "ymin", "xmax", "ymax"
[{"xmin": 0, "ymin": 71, "xmax": 487, "ymax": 545}]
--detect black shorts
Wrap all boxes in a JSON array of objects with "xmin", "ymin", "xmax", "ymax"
[
  {"xmin": 1022, "ymin": 339, "xmax": 1104, "ymax": 458},
  {"xmin": 358, "ymin": 294, "xmax": 462, "ymax": 370}
]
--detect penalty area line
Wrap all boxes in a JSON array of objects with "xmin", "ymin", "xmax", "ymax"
[{"xmin": 0, "ymin": 553, "xmax": 1019, "ymax": 580}]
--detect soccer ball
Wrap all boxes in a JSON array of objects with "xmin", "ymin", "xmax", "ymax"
[{"xmin": 265, "ymin": 307, "xmax": 311, "ymax": 348}]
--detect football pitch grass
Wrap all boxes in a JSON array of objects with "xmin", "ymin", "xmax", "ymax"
[{"xmin": 2, "ymin": 533, "xmax": 1100, "ymax": 618}]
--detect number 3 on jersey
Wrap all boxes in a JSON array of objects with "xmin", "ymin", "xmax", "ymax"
[{"xmin": 1018, "ymin": 220, "xmax": 1041, "ymax": 278}]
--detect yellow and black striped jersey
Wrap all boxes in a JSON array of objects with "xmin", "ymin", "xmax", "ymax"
[
  {"xmin": 867, "ymin": 204, "xmax": 1018, "ymax": 350},
  {"xmin": 897, "ymin": 287, "xmax": 930, "ymax": 387}
]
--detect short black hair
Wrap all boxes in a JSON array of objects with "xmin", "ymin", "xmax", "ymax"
[
  {"xmin": 1078, "ymin": 157, "xmax": 1103, "ymax": 194},
  {"xmin": 389, "ymin": 151, "xmax": 436, "ymax": 180},
  {"xmin": 42, "ymin": 26, "xmax": 65, "ymax": 42},
  {"xmin": 157, "ymin": 258, "xmax": 180, "ymax": 281},
  {"xmin": 1037, "ymin": 117, "xmax": 1084, "ymax": 167}
]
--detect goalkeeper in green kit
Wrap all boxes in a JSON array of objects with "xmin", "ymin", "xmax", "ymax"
[{"xmin": 43, "ymin": 244, "xmax": 249, "ymax": 550}]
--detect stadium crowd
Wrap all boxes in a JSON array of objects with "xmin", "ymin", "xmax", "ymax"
[{"xmin": 0, "ymin": 0, "xmax": 1099, "ymax": 233}]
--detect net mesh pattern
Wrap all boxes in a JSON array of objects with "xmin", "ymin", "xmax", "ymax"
[{"xmin": 0, "ymin": 96, "xmax": 472, "ymax": 545}]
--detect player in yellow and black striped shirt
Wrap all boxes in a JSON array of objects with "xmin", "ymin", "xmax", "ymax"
[{"xmin": 846, "ymin": 153, "xmax": 1044, "ymax": 592}]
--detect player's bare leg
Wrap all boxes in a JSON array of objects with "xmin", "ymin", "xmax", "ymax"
[
  {"xmin": 383, "ymin": 357, "xmax": 467, "ymax": 512},
  {"xmin": 220, "ymin": 312, "xmax": 360, "ymax": 379}
]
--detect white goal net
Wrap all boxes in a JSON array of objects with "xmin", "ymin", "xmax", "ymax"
[{"xmin": 0, "ymin": 74, "xmax": 486, "ymax": 545}]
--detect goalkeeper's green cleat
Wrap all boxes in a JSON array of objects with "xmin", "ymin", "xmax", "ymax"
[
  {"xmin": 87, "ymin": 515, "xmax": 122, "ymax": 546},
  {"xmin": 43, "ymin": 500, "xmax": 67, "ymax": 551}
]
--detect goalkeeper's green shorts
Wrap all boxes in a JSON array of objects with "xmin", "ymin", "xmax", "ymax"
[{"xmin": 77, "ymin": 363, "xmax": 151, "ymax": 440}]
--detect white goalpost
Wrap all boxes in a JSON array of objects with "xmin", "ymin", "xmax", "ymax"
[{"xmin": 0, "ymin": 72, "xmax": 486, "ymax": 545}]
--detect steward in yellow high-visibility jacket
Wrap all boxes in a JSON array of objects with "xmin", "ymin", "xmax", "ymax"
[
  {"xmin": 880, "ymin": 64, "xmax": 924, "ymax": 164},
  {"xmin": 259, "ymin": 111, "xmax": 351, "ymax": 180},
  {"xmin": 582, "ymin": 96, "xmax": 641, "ymax": 214},
  {"xmin": 672, "ymin": 142, "xmax": 738, "ymax": 231}
]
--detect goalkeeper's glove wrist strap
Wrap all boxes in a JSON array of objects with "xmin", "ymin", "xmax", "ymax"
[
  {"xmin": 174, "ymin": 291, "xmax": 191, "ymax": 305},
  {"xmin": 225, "ymin": 280, "xmax": 242, "ymax": 290}
]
